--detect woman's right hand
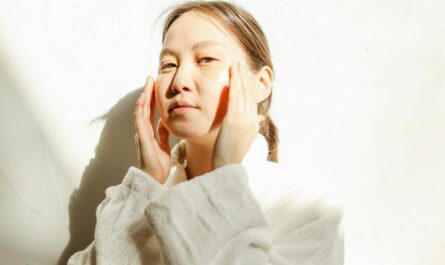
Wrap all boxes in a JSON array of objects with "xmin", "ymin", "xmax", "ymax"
[{"xmin": 134, "ymin": 76, "xmax": 171, "ymax": 184}]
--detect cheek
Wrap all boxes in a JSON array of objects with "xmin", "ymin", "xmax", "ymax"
[
  {"xmin": 200, "ymin": 62, "xmax": 230, "ymax": 86},
  {"xmin": 199, "ymin": 66, "xmax": 228, "ymax": 109},
  {"xmin": 197, "ymin": 62, "xmax": 231, "ymax": 104},
  {"xmin": 198, "ymin": 67, "xmax": 230, "ymax": 125}
]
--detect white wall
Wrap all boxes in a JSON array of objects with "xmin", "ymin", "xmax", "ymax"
[{"xmin": 0, "ymin": 0, "xmax": 444, "ymax": 264}]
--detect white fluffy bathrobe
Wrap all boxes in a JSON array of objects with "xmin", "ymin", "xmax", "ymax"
[{"xmin": 68, "ymin": 133, "xmax": 344, "ymax": 265}]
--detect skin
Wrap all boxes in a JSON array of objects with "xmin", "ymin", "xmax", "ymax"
[{"xmin": 134, "ymin": 11, "xmax": 273, "ymax": 183}]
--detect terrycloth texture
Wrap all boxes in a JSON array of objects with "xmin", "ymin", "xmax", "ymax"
[{"xmin": 67, "ymin": 134, "xmax": 344, "ymax": 265}]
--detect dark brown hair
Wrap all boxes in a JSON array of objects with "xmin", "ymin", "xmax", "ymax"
[{"xmin": 160, "ymin": 0, "xmax": 279, "ymax": 162}]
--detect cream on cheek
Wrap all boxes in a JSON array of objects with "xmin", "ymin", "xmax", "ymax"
[
  {"xmin": 195, "ymin": 59, "xmax": 234, "ymax": 129},
  {"xmin": 198, "ymin": 55, "xmax": 233, "ymax": 90},
  {"xmin": 199, "ymin": 64, "xmax": 229, "ymax": 88}
]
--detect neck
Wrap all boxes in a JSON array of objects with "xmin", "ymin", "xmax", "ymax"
[{"xmin": 183, "ymin": 129, "xmax": 219, "ymax": 180}]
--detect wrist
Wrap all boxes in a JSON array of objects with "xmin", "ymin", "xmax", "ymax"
[{"xmin": 141, "ymin": 167, "xmax": 167, "ymax": 185}]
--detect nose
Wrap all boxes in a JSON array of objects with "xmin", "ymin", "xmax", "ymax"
[{"xmin": 169, "ymin": 62, "xmax": 194, "ymax": 95}]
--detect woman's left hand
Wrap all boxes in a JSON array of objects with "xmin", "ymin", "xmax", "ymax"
[{"xmin": 212, "ymin": 61, "xmax": 264, "ymax": 169}]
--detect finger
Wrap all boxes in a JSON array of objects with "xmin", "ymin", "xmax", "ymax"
[
  {"xmin": 134, "ymin": 133, "xmax": 141, "ymax": 167},
  {"xmin": 136, "ymin": 91, "xmax": 146, "ymax": 113},
  {"xmin": 135, "ymin": 91, "xmax": 154, "ymax": 141},
  {"xmin": 237, "ymin": 62, "xmax": 249, "ymax": 114},
  {"xmin": 227, "ymin": 62, "xmax": 241, "ymax": 117},
  {"xmin": 238, "ymin": 61, "xmax": 254, "ymax": 104},
  {"xmin": 239, "ymin": 61, "xmax": 259, "ymax": 118},
  {"xmin": 157, "ymin": 120, "xmax": 170, "ymax": 154},
  {"xmin": 143, "ymin": 76, "xmax": 155, "ymax": 121},
  {"xmin": 150, "ymin": 81, "xmax": 156, "ymax": 126},
  {"xmin": 238, "ymin": 61, "xmax": 249, "ymax": 97},
  {"xmin": 135, "ymin": 92, "xmax": 146, "ymax": 132},
  {"xmin": 134, "ymin": 133, "xmax": 139, "ymax": 151}
]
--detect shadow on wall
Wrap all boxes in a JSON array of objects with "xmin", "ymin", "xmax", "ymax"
[{"xmin": 58, "ymin": 89, "xmax": 143, "ymax": 264}]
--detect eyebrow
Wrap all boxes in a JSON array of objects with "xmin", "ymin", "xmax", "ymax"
[{"xmin": 159, "ymin": 40, "xmax": 225, "ymax": 61}]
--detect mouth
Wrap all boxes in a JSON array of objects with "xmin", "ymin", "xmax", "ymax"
[{"xmin": 168, "ymin": 100, "xmax": 197, "ymax": 113}]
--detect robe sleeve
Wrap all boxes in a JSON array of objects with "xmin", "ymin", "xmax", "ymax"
[
  {"xmin": 67, "ymin": 166, "xmax": 167, "ymax": 265},
  {"xmin": 144, "ymin": 163, "xmax": 344, "ymax": 265}
]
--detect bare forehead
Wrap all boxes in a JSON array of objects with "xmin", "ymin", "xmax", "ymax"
[
  {"xmin": 160, "ymin": 40, "xmax": 226, "ymax": 60},
  {"xmin": 160, "ymin": 11, "xmax": 240, "ymax": 56}
]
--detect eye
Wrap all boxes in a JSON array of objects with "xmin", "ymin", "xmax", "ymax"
[
  {"xmin": 198, "ymin": 57, "xmax": 218, "ymax": 64},
  {"xmin": 160, "ymin": 63, "xmax": 177, "ymax": 71}
]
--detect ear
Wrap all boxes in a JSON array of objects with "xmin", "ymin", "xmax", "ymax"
[{"xmin": 254, "ymin": 65, "xmax": 273, "ymax": 103}]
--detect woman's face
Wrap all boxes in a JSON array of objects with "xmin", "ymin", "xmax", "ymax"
[{"xmin": 155, "ymin": 11, "xmax": 253, "ymax": 140}]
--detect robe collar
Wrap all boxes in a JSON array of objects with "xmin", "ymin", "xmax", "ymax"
[{"xmin": 164, "ymin": 133, "xmax": 269, "ymax": 188}]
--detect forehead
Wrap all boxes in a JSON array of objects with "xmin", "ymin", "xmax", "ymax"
[{"xmin": 162, "ymin": 11, "xmax": 242, "ymax": 53}]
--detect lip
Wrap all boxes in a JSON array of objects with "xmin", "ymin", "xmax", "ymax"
[{"xmin": 168, "ymin": 100, "xmax": 197, "ymax": 113}]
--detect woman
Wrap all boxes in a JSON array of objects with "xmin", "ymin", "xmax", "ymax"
[{"xmin": 68, "ymin": 1, "xmax": 343, "ymax": 264}]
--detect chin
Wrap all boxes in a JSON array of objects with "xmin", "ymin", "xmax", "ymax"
[
  {"xmin": 167, "ymin": 123, "xmax": 208, "ymax": 138},
  {"xmin": 167, "ymin": 122, "xmax": 220, "ymax": 141}
]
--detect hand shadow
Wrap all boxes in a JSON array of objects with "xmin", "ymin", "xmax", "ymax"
[{"xmin": 57, "ymin": 87, "xmax": 169, "ymax": 265}]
